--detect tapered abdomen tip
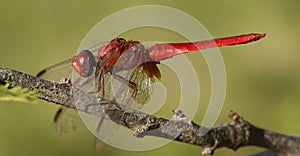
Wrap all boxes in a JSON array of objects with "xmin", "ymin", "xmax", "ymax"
[{"xmin": 255, "ymin": 33, "xmax": 266, "ymax": 40}]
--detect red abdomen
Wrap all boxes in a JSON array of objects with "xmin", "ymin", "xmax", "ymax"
[{"xmin": 148, "ymin": 33, "xmax": 266, "ymax": 61}]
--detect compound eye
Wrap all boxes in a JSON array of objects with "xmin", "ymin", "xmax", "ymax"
[{"xmin": 72, "ymin": 50, "xmax": 96, "ymax": 77}]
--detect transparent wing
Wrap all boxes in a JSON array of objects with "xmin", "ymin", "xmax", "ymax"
[
  {"xmin": 93, "ymin": 116, "xmax": 119, "ymax": 150},
  {"xmin": 36, "ymin": 41, "xmax": 108, "ymax": 81},
  {"xmin": 53, "ymin": 107, "xmax": 83, "ymax": 137},
  {"xmin": 99, "ymin": 64, "xmax": 154, "ymax": 107},
  {"xmin": 131, "ymin": 65, "xmax": 154, "ymax": 106},
  {"xmin": 36, "ymin": 58, "xmax": 73, "ymax": 82}
]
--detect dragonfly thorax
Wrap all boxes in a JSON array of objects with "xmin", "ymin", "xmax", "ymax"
[{"xmin": 96, "ymin": 38, "xmax": 157, "ymax": 76}]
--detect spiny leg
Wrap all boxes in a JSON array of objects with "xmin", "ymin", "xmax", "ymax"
[
  {"xmin": 94, "ymin": 116, "xmax": 105, "ymax": 149},
  {"xmin": 97, "ymin": 69, "xmax": 106, "ymax": 98}
]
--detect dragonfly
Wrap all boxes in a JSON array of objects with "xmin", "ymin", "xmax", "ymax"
[{"xmin": 36, "ymin": 33, "xmax": 266, "ymax": 148}]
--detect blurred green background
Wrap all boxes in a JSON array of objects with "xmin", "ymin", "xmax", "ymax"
[{"xmin": 0, "ymin": 0, "xmax": 299, "ymax": 156}]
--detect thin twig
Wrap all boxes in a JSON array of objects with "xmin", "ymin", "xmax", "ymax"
[{"xmin": 0, "ymin": 67, "xmax": 299, "ymax": 155}]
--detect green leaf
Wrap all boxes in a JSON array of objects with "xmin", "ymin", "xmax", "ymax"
[{"xmin": 0, "ymin": 84, "xmax": 38, "ymax": 103}]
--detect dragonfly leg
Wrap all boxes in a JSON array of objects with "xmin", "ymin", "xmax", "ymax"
[
  {"xmin": 73, "ymin": 76, "xmax": 95, "ymax": 88},
  {"xmin": 97, "ymin": 70, "xmax": 106, "ymax": 98},
  {"xmin": 94, "ymin": 117, "xmax": 105, "ymax": 150},
  {"xmin": 112, "ymin": 73, "xmax": 137, "ymax": 105}
]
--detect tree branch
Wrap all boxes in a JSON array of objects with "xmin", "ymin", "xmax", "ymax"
[{"xmin": 0, "ymin": 67, "xmax": 299, "ymax": 155}]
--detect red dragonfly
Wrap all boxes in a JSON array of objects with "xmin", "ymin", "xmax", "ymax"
[
  {"xmin": 36, "ymin": 33, "xmax": 266, "ymax": 147},
  {"xmin": 38, "ymin": 33, "xmax": 265, "ymax": 102}
]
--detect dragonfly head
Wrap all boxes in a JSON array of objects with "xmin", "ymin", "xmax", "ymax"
[{"xmin": 72, "ymin": 50, "xmax": 96, "ymax": 77}]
